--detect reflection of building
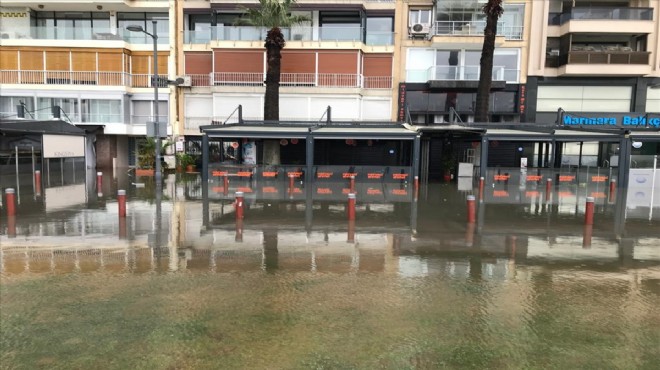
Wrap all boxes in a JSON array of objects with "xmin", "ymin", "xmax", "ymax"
[{"xmin": 0, "ymin": 1, "xmax": 172, "ymax": 170}]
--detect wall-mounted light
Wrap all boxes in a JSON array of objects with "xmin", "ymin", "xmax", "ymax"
[
  {"xmin": 97, "ymin": 5, "xmax": 103, "ymax": 10},
  {"xmin": 38, "ymin": 4, "xmax": 44, "ymax": 9}
]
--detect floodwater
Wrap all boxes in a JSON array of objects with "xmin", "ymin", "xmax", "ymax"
[{"xmin": 1, "ymin": 170, "xmax": 659, "ymax": 369}]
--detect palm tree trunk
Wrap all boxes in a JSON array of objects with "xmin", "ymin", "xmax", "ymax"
[
  {"xmin": 263, "ymin": 27, "xmax": 284, "ymax": 164},
  {"xmin": 475, "ymin": 1, "xmax": 502, "ymax": 123}
]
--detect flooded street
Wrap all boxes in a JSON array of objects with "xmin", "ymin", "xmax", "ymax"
[{"xmin": 1, "ymin": 172, "xmax": 659, "ymax": 369}]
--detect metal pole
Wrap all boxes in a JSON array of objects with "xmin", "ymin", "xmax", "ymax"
[
  {"xmin": 15, "ymin": 146, "xmax": 20, "ymax": 204},
  {"xmin": 152, "ymin": 20, "xmax": 162, "ymax": 186}
]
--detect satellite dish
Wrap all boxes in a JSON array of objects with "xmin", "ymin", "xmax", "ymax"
[{"xmin": 632, "ymin": 141, "xmax": 643, "ymax": 149}]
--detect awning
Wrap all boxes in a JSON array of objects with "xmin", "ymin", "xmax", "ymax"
[
  {"xmin": 201, "ymin": 123, "xmax": 419, "ymax": 141},
  {"xmin": 484, "ymin": 128, "xmax": 623, "ymax": 142}
]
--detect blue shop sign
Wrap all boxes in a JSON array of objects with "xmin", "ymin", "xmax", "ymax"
[{"xmin": 562, "ymin": 114, "xmax": 660, "ymax": 127}]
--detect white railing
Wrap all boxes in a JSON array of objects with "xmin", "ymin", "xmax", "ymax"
[
  {"xmin": 208, "ymin": 73, "xmax": 390, "ymax": 89},
  {"xmin": 406, "ymin": 66, "xmax": 519, "ymax": 83},
  {"xmin": 0, "ymin": 71, "xmax": 171, "ymax": 88},
  {"xmin": 434, "ymin": 21, "xmax": 523, "ymax": 40},
  {"xmin": 2, "ymin": 26, "xmax": 168, "ymax": 44},
  {"xmin": 183, "ymin": 26, "xmax": 394, "ymax": 45},
  {"xmin": 0, "ymin": 70, "xmax": 130, "ymax": 86}
]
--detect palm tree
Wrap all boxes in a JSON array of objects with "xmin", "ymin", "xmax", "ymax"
[
  {"xmin": 240, "ymin": 0, "xmax": 310, "ymax": 121},
  {"xmin": 240, "ymin": 0, "xmax": 310, "ymax": 164},
  {"xmin": 474, "ymin": 0, "xmax": 504, "ymax": 123}
]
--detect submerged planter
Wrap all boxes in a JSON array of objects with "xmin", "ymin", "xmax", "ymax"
[{"xmin": 135, "ymin": 169, "xmax": 155, "ymax": 176}]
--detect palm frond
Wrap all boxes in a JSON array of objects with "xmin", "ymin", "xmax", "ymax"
[{"xmin": 237, "ymin": 0, "xmax": 310, "ymax": 28}]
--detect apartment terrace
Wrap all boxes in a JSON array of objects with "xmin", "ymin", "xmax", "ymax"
[
  {"xmin": 184, "ymin": 26, "xmax": 393, "ymax": 46},
  {"xmin": 0, "ymin": 71, "xmax": 169, "ymax": 88},
  {"xmin": 185, "ymin": 72, "xmax": 392, "ymax": 89},
  {"xmin": 433, "ymin": 21, "xmax": 523, "ymax": 41}
]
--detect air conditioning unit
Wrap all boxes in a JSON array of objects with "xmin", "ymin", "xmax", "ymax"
[
  {"xmin": 410, "ymin": 23, "xmax": 431, "ymax": 37},
  {"xmin": 176, "ymin": 75, "xmax": 192, "ymax": 87}
]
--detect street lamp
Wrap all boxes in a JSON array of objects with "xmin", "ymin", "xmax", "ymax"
[{"xmin": 127, "ymin": 21, "xmax": 162, "ymax": 184}]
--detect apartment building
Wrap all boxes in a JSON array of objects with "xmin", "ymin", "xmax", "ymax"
[
  {"xmin": 397, "ymin": 0, "xmax": 529, "ymax": 125},
  {"xmin": 526, "ymin": 0, "xmax": 660, "ymax": 123},
  {"xmin": 178, "ymin": 0, "xmax": 397, "ymax": 139},
  {"xmin": 0, "ymin": 0, "xmax": 174, "ymax": 169}
]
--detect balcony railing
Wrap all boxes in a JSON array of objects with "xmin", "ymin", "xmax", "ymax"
[
  {"xmin": 183, "ymin": 26, "xmax": 394, "ymax": 45},
  {"xmin": 1, "ymin": 26, "xmax": 169, "ymax": 44},
  {"xmin": 131, "ymin": 115, "xmax": 169, "ymax": 125},
  {"xmin": 182, "ymin": 73, "xmax": 391, "ymax": 89},
  {"xmin": 0, "ymin": 71, "xmax": 168, "ymax": 88},
  {"xmin": 561, "ymin": 50, "xmax": 650, "ymax": 65},
  {"xmin": 433, "ymin": 21, "xmax": 523, "ymax": 40},
  {"xmin": 558, "ymin": 7, "xmax": 653, "ymax": 24},
  {"xmin": 407, "ymin": 65, "xmax": 519, "ymax": 83}
]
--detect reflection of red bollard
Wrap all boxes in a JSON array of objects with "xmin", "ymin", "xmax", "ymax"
[
  {"xmin": 350, "ymin": 175, "xmax": 356, "ymax": 193},
  {"xmin": 467, "ymin": 195, "xmax": 476, "ymax": 223},
  {"xmin": 347, "ymin": 193, "xmax": 356, "ymax": 221},
  {"xmin": 479, "ymin": 177, "xmax": 485, "ymax": 200},
  {"xmin": 34, "ymin": 171, "xmax": 42, "ymax": 196},
  {"xmin": 96, "ymin": 172, "xmax": 103, "ymax": 196},
  {"xmin": 347, "ymin": 220, "xmax": 355, "ymax": 243},
  {"xmin": 545, "ymin": 178, "xmax": 552, "ymax": 203},
  {"xmin": 118, "ymin": 216, "xmax": 127, "ymax": 239},
  {"xmin": 5, "ymin": 188, "xmax": 16, "ymax": 217},
  {"xmin": 235, "ymin": 217, "xmax": 243, "ymax": 242},
  {"xmin": 288, "ymin": 173, "xmax": 295, "ymax": 196},
  {"xmin": 235, "ymin": 191, "xmax": 244, "ymax": 220},
  {"xmin": 507, "ymin": 235, "xmax": 517, "ymax": 257},
  {"xmin": 7, "ymin": 215, "xmax": 16, "ymax": 238},
  {"xmin": 465, "ymin": 221, "xmax": 475, "ymax": 247},
  {"xmin": 582, "ymin": 224, "xmax": 593, "ymax": 249},
  {"xmin": 414, "ymin": 175, "xmax": 419, "ymax": 193},
  {"xmin": 117, "ymin": 190, "xmax": 126, "ymax": 218},
  {"xmin": 223, "ymin": 175, "xmax": 229, "ymax": 196},
  {"xmin": 609, "ymin": 179, "xmax": 617, "ymax": 203},
  {"xmin": 585, "ymin": 196, "xmax": 595, "ymax": 226}
]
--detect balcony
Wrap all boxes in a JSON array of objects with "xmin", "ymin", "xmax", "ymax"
[
  {"xmin": 548, "ymin": 48, "xmax": 652, "ymax": 76},
  {"xmin": 0, "ymin": 71, "xmax": 169, "ymax": 88},
  {"xmin": 433, "ymin": 21, "xmax": 523, "ymax": 41},
  {"xmin": 549, "ymin": 7, "xmax": 654, "ymax": 35},
  {"xmin": 183, "ymin": 26, "xmax": 393, "ymax": 46},
  {"xmin": 183, "ymin": 73, "xmax": 392, "ymax": 89},
  {"xmin": 407, "ymin": 65, "xmax": 519, "ymax": 84},
  {"xmin": 0, "ymin": 26, "xmax": 169, "ymax": 44}
]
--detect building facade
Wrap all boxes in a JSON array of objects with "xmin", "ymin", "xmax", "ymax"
[{"xmin": 0, "ymin": 0, "xmax": 174, "ymax": 170}]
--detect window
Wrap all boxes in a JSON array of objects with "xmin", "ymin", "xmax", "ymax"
[
  {"xmin": 37, "ymin": 97, "xmax": 79, "ymax": 121},
  {"xmin": 0, "ymin": 96, "xmax": 34, "ymax": 118},
  {"xmin": 407, "ymin": 48, "xmax": 520, "ymax": 83},
  {"xmin": 320, "ymin": 11, "xmax": 361, "ymax": 41},
  {"xmin": 366, "ymin": 17, "xmax": 393, "ymax": 45},
  {"xmin": 409, "ymin": 9, "xmax": 432, "ymax": 26},
  {"xmin": 117, "ymin": 13, "xmax": 169, "ymax": 44},
  {"xmin": 81, "ymin": 99, "xmax": 122, "ymax": 123},
  {"xmin": 131, "ymin": 100, "xmax": 167, "ymax": 124},
  {"xmin": 31, "ymin": 11, "xmax": 110, "ymax": 40}
]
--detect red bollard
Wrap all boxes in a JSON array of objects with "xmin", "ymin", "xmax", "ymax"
[
  {"xmin": 5, "ymin": 188, "xmax": 16, "ymax": 217},
  {"xmin": 7, "ymin": 215, "xmax": 16, "ymax": 238},
  {"xmin": 117, "ymin": 189, "xmax": 126, "ymax": 218},
  {"xmin": 96, "ymin": 172, "xmax": 103, "ymax": 196},
  {"xmin": 582, "ymin": 224, "xmax": 593, "ymax": 249},
  {"xmin": 545, "ymin": 178, "xmax": 552, "ymax": 203},
  {"xmin": 465, "ymin": 221, "xmax": 475, "ymax": 247},
  {"xmin": 288, "ymin": 173, "xmax": 295, "ymax": 196},
  {"xmin": 118, "ymin": 216, "xmax": 127, "ymax": 239},
  {"xmin": 584, "ymin": 196, "xmax": 595, "ymax": 226},
  {"xmin": 34, "ymin": 170, "xmax": 42, "ymax": 196},
  {"xmin": 414, "ymin": 175, "xmax": 419, "ymax": 193},
  {"xmin": 479, "ymin": 176, "xmax": 485, "ymax": 200},
  {"xmin": 223, "ymin": 174, "xmax": 229, "ymax": 196},
  {"xmin": 235, "ymin": 217, "xmax": 243, "ymax": 242},
  {"xmin": 347, "ymin": 220, "xmax": 355, "ymax": 243},
  {"xmin": 350, "ymin": 175, "xmax": 356, "ymax": 193},
  {"xmin": 347, "ymin": 193, "xmax": 356, "ymax": 221},
  {"xmin": 609, "ymin": 179, "xmax": 617, "ymax": 203},
  {"xmin": 235, "ymin": 191, "xmax": 244, "ymax": 220},
  {"xmin": 466, "ymin": 195, "xmax": 476, "ymax": 223}
]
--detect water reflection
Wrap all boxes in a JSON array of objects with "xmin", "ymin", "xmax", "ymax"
[{"xmin": 1, "ymin": 171, "xmax": 659, "ymax": 368}]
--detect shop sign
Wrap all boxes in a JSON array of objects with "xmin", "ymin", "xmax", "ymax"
[{"xmin": 562, "ymin": 114, "xmax": 660, "ymax": 127}]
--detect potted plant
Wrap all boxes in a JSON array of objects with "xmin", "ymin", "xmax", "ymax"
[
  {"xmin": 442, "ymin": 155, "xmax": 456, "ymax": 182},
  {"xmin": 176, "ymin": 153, "xmax": 195, "ymax": 173},
  {"xmin": 136, "ymin": 138, "xmax": 170, "ymax": 176}
]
